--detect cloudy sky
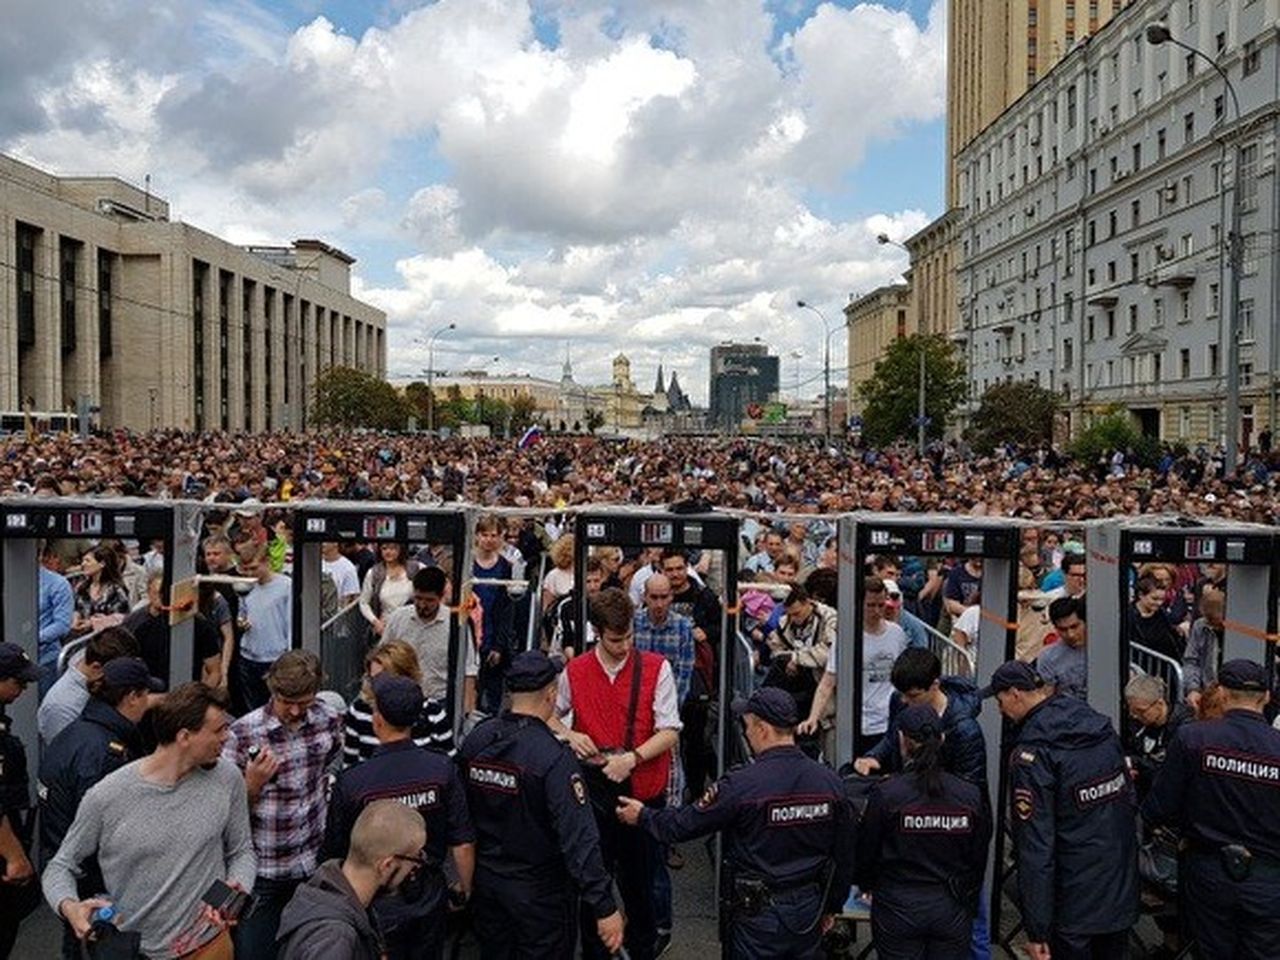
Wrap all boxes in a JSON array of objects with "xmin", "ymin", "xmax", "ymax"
[{"xmin": 3, "ymin": 0, "xmax": 947, "ymax": 403}]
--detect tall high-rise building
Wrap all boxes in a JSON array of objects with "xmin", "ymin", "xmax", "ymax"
[
  {"xmin": 709, "ymin": 342, "xmax": 779, "ymax": 431},
  {"xmin": 947, "ymin": 0, "xmax": 1129, "ymax": 205}
]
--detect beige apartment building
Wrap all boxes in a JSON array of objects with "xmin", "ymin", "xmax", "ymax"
[
  {"xmin": 845, "ymin": 284, "xmax": 912, "ymax": 415},
  {"xmin": 0, "ymin": 152, "xmax": 385, "ymax": 432}
]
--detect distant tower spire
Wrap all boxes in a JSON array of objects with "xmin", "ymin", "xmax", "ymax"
[{"xmin": 654, "ymin": 363, "xmax": 666, "ymax": 395}]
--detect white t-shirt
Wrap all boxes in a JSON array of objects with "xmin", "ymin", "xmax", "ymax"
[
  {"xmin": 953, "ymin": 604, "xmax": 981, "ymax": 644},
  {"xmin": 543, "ymin": 567, "xmax": 575, "ymax": 602},
  {"xmin": 826, "ymin": 619, "xmax": 909, "ymax": 736},
  {"xmin": 322, "ymin": 555, "xmax": 361, "ymax": 600}
]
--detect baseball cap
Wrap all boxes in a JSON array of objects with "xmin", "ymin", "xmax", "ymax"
[
  {"xmin": 897, "ymin": 703, "xmax": 943, "ymax": 740},
  {"xmin": 978, "ymin": 660, "xmax": 1044, "ymax": 699},
  {"xmin": 1218, "ymin": 659, "xmax": 1269, "ymax": 692},
  {"xmin": 0, "ymin": 643, "xmax": 39, "ymax": 683},
  {"xmin": 731, "ymin": 687, "xmax": 799, "ymax": 727},
  {"xmin": 882, "ymin": 578, "xmax": 902, "ymax": 607},
  {"xmin": 370, "ymin": 674, "xmax": 424, "ymax": 727},
  {"xmin": 101, "ymin": 657, "xmax": 164, "ymax": 693},
  {"xmin": 505, "ymin": 650, "xmax": 563, "ymax": 693}
]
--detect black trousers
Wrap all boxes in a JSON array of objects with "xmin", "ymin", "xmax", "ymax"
[
  {"xmin": 0, "ymin": 879, "xmax": 40, "ymax": 960},
  {"xmin": 472, "ymin": 878, "xmax": 575, "ymax": 960},
  {"xmin": 871, "ymin": 886, "xmax": 970, "ymax": 960},
  {"xmin": 1184, "ymin": 852, "xmax": 1280, "ymax": 960},
  {"xmin": 1046, "ymin": 928, "xmax": 1130, "ymax": 960},
  {"xmin": 581, "ymin": 800, "xmax": 658, "ymax": 960},
  {"xmin": 728, "ymin": 884, "xmax": 825, "ymax": 960}
]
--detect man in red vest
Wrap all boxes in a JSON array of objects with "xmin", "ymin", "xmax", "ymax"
[{"xmin": 549, "ymin": 587, "xmax": 681, "ymax": 960}]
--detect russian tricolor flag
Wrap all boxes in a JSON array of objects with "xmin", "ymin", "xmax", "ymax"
[{"xmin": 518, "ymin": 424, "xmax": 544, "ymax": 449}]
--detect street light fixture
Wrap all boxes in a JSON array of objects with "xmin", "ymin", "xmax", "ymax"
[
  {"xmin": 1146, "ymin": 21, "xmax": 1245, "ymax": 473},
  {"xmin": 877, "ymin": 234, "xmax": 928, "ymax": 456},
  {"xmin": 424, "ymin": 322, "xmax": 456, "ymax": 433},
  {"xmin": 797, "ymin": 299, "xmax": 839, "ymax": 443}
]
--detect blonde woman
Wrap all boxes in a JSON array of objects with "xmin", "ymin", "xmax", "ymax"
[
  {"xmin": 342, "ymin": 639, "xmax": 451, "ymax": 765},
  {"xmin": 541, "ymin": 534, "xmax": 576, "ymax": 613}
]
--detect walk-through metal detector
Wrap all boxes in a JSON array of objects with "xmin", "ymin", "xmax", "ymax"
[
  {"xmin": 291, "ymin": 503, "xmax": 469, "ymax": 730},
  {"xmin": 574, "ymin": 508, "xmax": 742, "ymax": 950},
  {"xmin": 1088, "ymin": 517, "xmax": 1278, "ymax": 727},
  {"xmin": 0, "ymin": 498, "xmax": 179, "ymax": 815},
  {"xmin": 841, "ymin": 513, "xmax": 1021, "ymax": 943}
]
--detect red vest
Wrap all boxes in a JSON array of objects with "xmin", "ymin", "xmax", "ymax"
[{"xmin": 567, "ymin": 649, "xmax": 671, "ymax": 802}]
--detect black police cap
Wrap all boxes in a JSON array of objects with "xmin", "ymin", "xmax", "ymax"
[
  {"xmin": 371, "ymin": 674, "xmax": 424, "ymax": 727},
  {"xmin": 1218, "ymin": 659, "xmax": 1268, "ymax": 692},
  {"xmin": 979, "ymin": 660, "xmax": 1044, "ymax": 699},
  {"xmin": 0, "ymin": 642, "xmax": 39, "ymax": 683},
  {"xmin": 505, "ymin": 651, "xmax": 563, "ymax": 693},
  {"xmin": 731, "ymin": 687, "xmax": 798, "ymax": 727}
]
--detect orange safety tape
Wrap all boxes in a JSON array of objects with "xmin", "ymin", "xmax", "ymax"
[
  {"xmin": 1220, "ymin": 617, "xmax": 1280, "ymax": 644},
  {"xmin": 978, "ymin": 606, "xmax": 1019, "ymax": 631},
  {"xmin": 1089, "ymin": 549, "xmax": 1118, "ymax": 565},
  {"xmin": 724, "ymin": 603, "xmax": 741, "ymax": 616}
]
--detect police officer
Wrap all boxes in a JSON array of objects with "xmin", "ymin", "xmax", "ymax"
[
  {"xmin": 1143, "ymin": 659, "xmax": 1280, "ymax": 958},
  {"xmin": 38, "ymin": 656, "xmax": 160, "ymax": 958},
  {"xmin": 0, "ymin": 642, "xmax": 41, "ymax": 958},
  {"xmin": 459, "ymin": 651, "xmax": 624, "ymax": 960},
  {"xmin": 616, "ymin": 687, "xmax": 855, "ymax": 960},
  {"xmin": 855, "ymin": 704, "xmax": 991, "ymax": 960},
  {"xmin": 323, "ymin": 674, "xmax": 475, "ymax": 960},
  {"xmin": 983, "ymin": 660, "xmax": 1137, "ymax": 960}
]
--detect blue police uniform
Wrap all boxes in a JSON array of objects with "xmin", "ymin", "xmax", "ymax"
[
  {"xmin": 323, "ymin": 739, "xmax": 474, "ymax": 960},
  {"xmin": 459, "ymin": 711, "xmax": 616, "ymax": 960},
  {"xmin": 1006, "ymin": 693, "xmax": 1138, "ymax": 959},
  {"xmin": 637, "ymin": 741, "xmax": 855, "ymax": 959},
  {"xmin": 1143, "ymin": 690, "xmax": 1280, "ymax": 959},
  {"xmin": 855, "ymin": 704, "xmax": 991, "ymax": 960}
]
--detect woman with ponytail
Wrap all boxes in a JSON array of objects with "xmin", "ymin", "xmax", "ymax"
[{"xmin": 855, "ymin": 703, "xmax": 991, "ymax": 959}]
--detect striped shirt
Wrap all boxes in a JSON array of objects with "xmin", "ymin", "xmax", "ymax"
[{"xmin": 342, "ymin": 695, "xmax": 454, "ymax": 766}]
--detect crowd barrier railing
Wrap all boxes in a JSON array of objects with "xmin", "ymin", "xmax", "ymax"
[{"xmin": 1129, "ymin": 641, "xmax": 1185, "ymax": 705}]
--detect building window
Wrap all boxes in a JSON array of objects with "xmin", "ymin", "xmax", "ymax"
[
  {"xmin": 1180, "ymin": 407, "xmax": 1192, "ymax": 437},
  {"xmin": 1131, "ymin": 198, "xmax": 1141, "ymax": 228},
  {"xmin": 1239, "ymin": 142, "xmax": 1259, "ymax": 209},
  {"xmin": 1214, "ymin": 95, "xmax": 1224, "ymax": 121},
  {"xmin": 1087, "ymin": 315, "xmax": 1095, "ymax": 341},
  {"xmin": 193, "ymin": 261, "xmax": 208, "ymax": 430},
  {"xmin": 1157, "ymin": 129, "xmax": 1166, "ymax": 159},
  {"xmin": 1067, "ymin": 86, "xmax": 1077, "ymax": 128},
  {"xmin": 219, "ymin": 271, "xmax": 232, "ymax": 431},
  {"xmin": 1243, "ymin": 40, "xmax": 1260, "ymax": 77},
  {"xmin": 1107, "ymin": 260, "xmax": 1117, "ymax": 283},
  {"xmin": 1153, "ymin": 298, "xmax": 1164, "ymax": 327},
  {"xmin": 1243, "ymin": 233, "xmax": 1259, "ymax": 275},
  {"xmin": 1186, "ymin": 53, "xmax": 1196, "ymax": 79},
  {"xmin": 1209, "ymin": 343, "xmax": 1220, "ymax": 377},
  {"xmin": 1108, "ymin": 210, "xmax": 1117, "ymax": 237},
  {"xmin": 1208, "ymin": 283, "xmax": 1219, "ymax": 316},
  {"xmin": 1241, "ymin": 299, "xmax": 1255, "ymax": 342},
  {"xmin": 98, "ymin": 250, "xmax": 113, "ymax": 360},
  {"xmin": 1186, "ymin": 0, "xmax": 1196, "ymax": 23},
  {"xmin": 1106, "ymin": 309, "xmax": 1116, "ymax": 338},
  {"xmin": 243, "ymin": 280, "xmax": 254, "ymax": 432},
  {"xmin": 1130, "ymin": 251, "xmax": 1140, "ymax": 280},
  {"xmin": 1184, "ymin": 113, "xmax": 1195, "ymax": 145},
  {"xmin": 1128, "ymin": 303, "xmax": 1138, "ymax": 334},
  {"xmin": 1241, "ymin": 363, "xmax": 1254, "ymax": 387},
  {"xmin": 16, "ymin": 222, "xmax": 38, "ymax": 349},
  {"xmin": 1180, "ymin": 233, "xmax": 1194, "ymax": 257},
  {"xmin": 1088, "ymin": 220, "xmax": 1097, "ymax": 246},
  {"xmin": 1180, "ymin": 348, "xmax": 1191, "ymax": 379},
  {"xmin": 59, "ymin": 238, "xmax": 78, "ymax": 355},
  {"xmin": 1182, "ymin": 173, "xmax": 1193, "ymax": 203},
  {"xmin": 1180, "ymin": 290, "xmax": 1191, "ymax": 322},
  {"xmin": 1215, "ymin": 32, "xmax": 1226, "ymax": 55},
  {"xmin": 1063, "ymin": 337, "xmax": 1074, "ymax": 369}
]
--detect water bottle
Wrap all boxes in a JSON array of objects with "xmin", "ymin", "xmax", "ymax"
[{"xmin": 87, "ymin": 903, "xmax": 117, "ymax": 943}]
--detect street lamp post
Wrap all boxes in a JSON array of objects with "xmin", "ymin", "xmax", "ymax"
[
  {"xmin": 877, "ymin": 233, "xmax": 927, "ymax": 456},
  {"xmin": 1147, "ymin": 21, "xmax": 1245, "ymax": 472},
  {"xmin": 797, "ymin": 299, "xmax": 836, "ymax": 443},
  {"xmin": 424, "ymin": 322, "xmax": 456, "ymax": 433}
]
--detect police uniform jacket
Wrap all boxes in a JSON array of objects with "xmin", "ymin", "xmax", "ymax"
[
  {"xmin": 323, "ymin": 738, "xmax": 474, "ymax": 928},
  {"xmin": 1142, "ymin": 708, "xmax": 1280, "ymax": 861},
  {"xmin": 458, "ymin": 711, "xmax": 617, "ymax": 919},
  {"xmin": 855, "ymin": 768, "xmax": 990, "ymax": 904},
  {"xmin": 1008, "ymin": 694, "xmax": 1139, "ymax": 941},
  {"xmin": 639, "ymin": 744, "xmax": 855, "ymax": 910},
  {"xmin": 0, "ymin": 708, "xmax": 30, "ymax": 845},
  {"xmin": 38, "ymin": 698, "xmax": 141, "ymax": 863}
]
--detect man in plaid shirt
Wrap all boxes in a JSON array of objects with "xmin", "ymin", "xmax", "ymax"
[
  {"xmin": 223, "ymin": 651, "xmax": 342, "ymax": 960},
  {"xmin": 632, "ymin": 573, "xmax": 695, "ymax": 956}
]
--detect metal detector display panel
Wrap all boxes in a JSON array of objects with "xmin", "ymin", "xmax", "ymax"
[
  {"xmin": 0, "ymin": 505, "xmax": 169, "ymax": 540},
  {"xmin": 578, "ymin": 514, "xmax": 738, "ymax": 550},
  {"xmin": 296, "ymin": 510, "xmax": 466, "ymax": 544},
  {"xmin": 861, "ymin": 523, "xmax": 1017, "ymax": 558},
  {"xmin": 1123, "ymin": 530, "xmax": 1273, "ymax": 565}
]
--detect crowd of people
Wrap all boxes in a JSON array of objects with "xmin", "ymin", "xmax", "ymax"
[{"xmin": 2, "ymin": 428, "xmax": 1280, "ymax": 959}]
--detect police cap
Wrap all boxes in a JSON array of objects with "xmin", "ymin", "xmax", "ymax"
[
  {"xmin": 979, "ymin": 660, "xmax": 1044, "ymax": 699},
  {"xmin": 732, "ymin": 686, "xmax": 798, "ymax": 727},
  {"xmin": 0, "ymin": 642, "xmax": 40, "ymax": 683},
  {"xmin": 1218, "ymin": 659, "xmax": 1269, "ymax": 692},
  {"xmin": 897, "ymin": 702, "xmax": 943, "ymax": 740},
  {"xmin": 102, "ymin": 657, "xmax": 164, "ymax": 693},
  {"xmin": 371, "ymin": 674, "xmax": 424, "ymax": 727},
  {"xmin": 505, "ymin": 650, "xmax": 563, "ymax": 693}
]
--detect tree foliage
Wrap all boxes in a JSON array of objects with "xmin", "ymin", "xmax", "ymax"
[
  {"xmin": 967, "ymin": 380, "xmax": 1060, "ymax": 454},
  {"xmin": 1067, "ymin": 406, "xmax": 1161, "ymax": 468},
  {"xmin": 311, "ymin": 366, "xmax": 410, "ymax": 431},
  {"xmin": 585, "ymin": 409, "xmax": 606, "ymax": 434},
  {"xmin": 859, "ymin": 334, "xmax": 968, "ymax": 446}
]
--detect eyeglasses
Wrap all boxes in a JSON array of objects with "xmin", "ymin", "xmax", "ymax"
[{"xmin": 392, "ymin": 850, "xmax": 430, "ymax": 875}]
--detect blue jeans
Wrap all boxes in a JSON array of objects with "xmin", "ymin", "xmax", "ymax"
[
  {"xmin": 234, "ymin": 875, "xmax": 301, "ymax": 960},
  {"xmin": 653, "ymin": 846, "xmax": 672, "ymax": 932}
]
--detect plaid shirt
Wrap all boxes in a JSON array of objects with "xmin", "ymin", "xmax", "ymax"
[
  {"xmin": 223, "ymin": 700, "xmax": 342, "ymax": 879},
  {"xmin": 633, "ymin": 609, "xmax": 696, "ymax": 705}
]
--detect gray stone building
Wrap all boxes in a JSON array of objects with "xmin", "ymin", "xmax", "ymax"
[
  {"xmin": 0, "ymin": 153, "xmax": 385, "ymax": 432},
  {"xmin": 957, "ymin": 0, "xmax": 1280, "ymax": 446}
]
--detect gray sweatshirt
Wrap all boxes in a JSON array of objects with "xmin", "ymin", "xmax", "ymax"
[
  {"xmin": 1182, "ymin": 617, "xmax": 1222, "ymax": 694},
  {"xmin": 43, "ymin": 757, "xmax": 255, "ymax": 959}
]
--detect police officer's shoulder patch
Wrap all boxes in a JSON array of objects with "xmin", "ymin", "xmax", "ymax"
[
  {"xmin": 696, "ymin": 782, "xmax": 719, "ymax": 810},
  {"xmin": 570, "ymin": 774, "xmax": 587, "ymax": 806},
  {"xmin": 1013, "ymin": 787, "xmax": 1035, "ymax": 821}
]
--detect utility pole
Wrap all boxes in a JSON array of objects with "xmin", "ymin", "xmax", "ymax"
[{"xmin": 917, "ymin": 341, "xmax": 927, "ymax": 457}]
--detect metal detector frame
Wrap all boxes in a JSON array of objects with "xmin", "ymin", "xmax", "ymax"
[
  {"xmin": 841, "ymin": 512, "xmax": 1020, "ymax": 945},
  {"xmin": 574, "ymin": 508, "xmax": 741, "ymax": 950},
  {"xmin": 290, "ymin": 502, "xmax": 469, "ymax": 734}
]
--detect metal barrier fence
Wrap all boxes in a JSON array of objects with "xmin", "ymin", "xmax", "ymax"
[
  {"xmin": 1130, "ymin": 641, "xmax": 1185, "ymax": 705},
  {"xmin": 319, "ymin": 600, "xmax": 370, "ymax": 704},
  {"xmin": 919, "ymin": 620, "xmax": 977, "ymax": 678}
]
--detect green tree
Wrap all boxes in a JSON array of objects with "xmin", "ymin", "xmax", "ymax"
[
  {"xmin": 1067, "ymin": 406, "xmax": 1161, "ymax": 468},
  {"xmin": 509, "ymin": 394, "xmax": 539, "ymax": 433},
  {"xmin": 402, "ymin": 381, "xmax": 433, "ymax": 426},
  {"xmin": 967, "ymin": 380, "xmax": 1061, "ymax": 454},
  {"xmin": 585, "ymin": 408, "xmax": 606, "ymax": 434},
  {"xmin": 859, "ymin": 334, "xmax": 967, "ymax": 446},
  {"xmin": 311, "ymin": 366, "xmax": 410, "ymax": 430}
]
